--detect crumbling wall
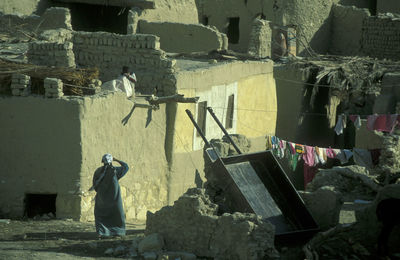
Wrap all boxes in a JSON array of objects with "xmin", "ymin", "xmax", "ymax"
[
  {"xmin": 0, "ymin": 0, "xmax": 51, "ymax": 15},
  {"xmin": 0, "ymin": 7, "xmax": 72, "ymax": 40},
  {"xmin": 138, "ymin": 20, "xmax": 228, "ymax": 53},
  {"xmin": 248, "ymin": 19, "xmax": 272, "ymax": 59},
  {"xmin": 72, "ymin": 31, "xmax": 176, "ymax": 95},
  {"xmin": 361, "ymin": 15, "xmax": 400, "ymax": 60},
  {"xmin": 146, "ymin": 188, "xmax": 279, "ymax": 259},
  {"xmin": 377, "ymin": 0, "xmax": 400, "ymax": 14},
  {"xmin": 132, "ymin": 0, "xmax": 199, "ymax": 24},
  {"xmin": 27, "ymin": 41, "xmax": 76, "ymax": 68},
  {"xmin": 330, "ymin": 4, "xmax": 370, "ymax": 56}
]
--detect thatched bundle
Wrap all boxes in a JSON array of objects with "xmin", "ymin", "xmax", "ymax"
[{"xmin": 0, "ymin": 58, "xmax": 99, "ymax": 96}]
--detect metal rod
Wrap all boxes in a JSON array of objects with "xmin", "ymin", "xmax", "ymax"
[
  {"xmin": 206, "ymin": 106, "xmax": 242, "ymax": 154},
  {"xmin": 185, "ymin": 109, "xmax": 211, "ymax": 148}
]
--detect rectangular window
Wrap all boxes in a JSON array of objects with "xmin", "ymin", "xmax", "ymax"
[
  {"xmin": 197, "ymin": 101, "xmax": 207, "ymax": 136},
  {"xmin": 226, "ymin": 94, "xmax": 234, "ymax": 129},
  {"xmin": 227, "ymin": 17, "xmax": 240, "ymax": 44}
]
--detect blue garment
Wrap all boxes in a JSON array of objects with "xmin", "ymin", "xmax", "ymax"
[{"xmin": 93, "ymin": 161, "xmax": 129, "ymax": 236}]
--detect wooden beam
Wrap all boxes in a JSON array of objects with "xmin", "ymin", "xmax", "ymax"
[
  {"xmin": 53, "ymin": 0, "xmax": 155, "ymax": 9},
  {"xmin": 147, "ymin": 94, "xmax": 200, "ymax": 105}
]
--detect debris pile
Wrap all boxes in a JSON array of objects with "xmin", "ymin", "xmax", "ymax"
[{"xmin": 146, "ymin": 188, "xmax": 279, "ymax": 259}]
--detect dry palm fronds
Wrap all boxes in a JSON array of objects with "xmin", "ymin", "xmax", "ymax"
[{"xmin": 0, "ymin": 58, "xmax": 99, "ymax": 96}]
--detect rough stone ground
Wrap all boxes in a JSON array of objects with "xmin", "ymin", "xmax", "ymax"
[
  {"xmin": 0, "ymin": 202, "xmax": 364, "ymax": 260},
  {"xmin": 0, "ymin": 219, "xmax": 145, "ymax": 260}
]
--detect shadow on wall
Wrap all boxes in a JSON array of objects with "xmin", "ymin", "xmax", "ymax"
[
  {"xmin": 68, "ymin": 3, "xmax": 129, "ymax": 34},
  {"xmin": 34, "ymin": 0, "xmax": 53, "ymax": 15},
  {"xmin": 300, "ymin": 8, "xmax": 334, "ymax": 56}
]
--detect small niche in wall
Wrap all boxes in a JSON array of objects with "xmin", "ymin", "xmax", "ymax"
[
  {"xmin": 227, "ymin": 17, "xmax": 240, "ymax": 44},
  {"xmin": 24, "ymin": 194, "xmax": 57, "ymax": 218},
  {"xmin": 226, "ymin": 94, "xmax": 234, "ymax": 129}
]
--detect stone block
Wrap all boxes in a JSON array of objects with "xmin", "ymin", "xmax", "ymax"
[{"xmin": 138, "ymin": 233, "xmax": 164, "ymax": 253}]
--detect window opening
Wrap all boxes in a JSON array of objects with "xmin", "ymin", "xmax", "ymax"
[{"xmin": 227, "ymin": 17, "xmax": 240, "ymax": 44}]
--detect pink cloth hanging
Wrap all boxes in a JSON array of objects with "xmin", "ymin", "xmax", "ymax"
[
  {"xmin": 302, "ymin": 145, "xmax": 315, "ymax": 166},
  {"xmin": 326, "ymin": 147, "xmax": 337, "ymax": 159}
]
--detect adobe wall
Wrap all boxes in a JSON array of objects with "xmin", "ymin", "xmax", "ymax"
[
  {"xmin": 72, "ymin": 31, "xmax": 176, "ymax": 95},
  {"xmin": 377, "ymin": 0, "xmax": 400, "ymax": 14},
  {"xmin": 27, "ymin": 41, "xmax": 76, "ymax": 68},
  {"xmin": 0, "ymin": 7, "xmax": 72, "ymax": 38},
  {"xmin": 138, "ymin": 20, "xmax": 228, "ymax": 53},
  {"xmin": 0, "ymin": 0, "xmax": 51, "ymax": 15},
  {"xmin": 78, "ymin": 93, "xmax": 170, "ymax": 221},
  {"xmin": 0, "ymin": 96, "xmax": 83, "ymax": 219},
  {"xmin": 361, "ymin": 15, "xmax": 400, "ymax": 60},
  {"xmin": 330, "ymin": 4, "xmax": 370, "ymax": 56}
]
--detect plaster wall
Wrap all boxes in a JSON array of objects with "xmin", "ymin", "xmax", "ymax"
[
  {"xmin": 138, "ymin": 20, "xmax": 228, "ymax": 53},
  {"xmin": 330, "ymin": 4, "xmax": 370, "ymax": 56},
  {"xmin": 0, "ymin": 96, "xmax": 83, "ymax": 219},
  {"xmin": 377, "ymin": 0, "xmax": 400, "ymax": 14},
  {"xmin": 78, "ymin": 93, "xmax": 169, "ymax": 221}
]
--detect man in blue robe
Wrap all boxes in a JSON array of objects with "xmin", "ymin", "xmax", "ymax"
[{"xmin": 90, "ymin": 154, "xmax": 129, "ymax": 238}]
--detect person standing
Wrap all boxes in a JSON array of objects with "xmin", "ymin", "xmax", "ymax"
[{"xmin": 90, "ymin": 154, "xmax": 129, "ymax": 238}]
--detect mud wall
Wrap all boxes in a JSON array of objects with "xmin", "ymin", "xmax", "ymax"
[
  {"xmin": 79, "ymin": 93, "xmax": 170, "ymax": 221},
  {"xmin": 72, "ymin": 31, "xmax": 176, "ymax": 95},
  {"xmin": 0, "ymin": 96, "xmax": 83, "ymax": 219},
  {"xmin": 330, "ymin": 4, "xmax": 370, "ymax": 56},
  {"xmin": 361, "ymin": 15, "xmax": 400, "ymax": 60},
  {"xmin": 377, "ymin": 0, "xmax": 400, "ymax": 14},
  {"xmin": 0, "ymin": 0, "xmax": 51, "ymax": 15},
  {"xmin": 0, "ymin": 7, "xmax": 72, "ymax": 37},
  {"xmin": 27, "ymin": 41, "xmax": 76, "ymax": 68},
  {"xmin": 138, "ymin": 21, "xmax": 228, "ymax": 53},
  {"xmin": 133, "ymin": 0, "xmax": 198, "ymax": 24}
]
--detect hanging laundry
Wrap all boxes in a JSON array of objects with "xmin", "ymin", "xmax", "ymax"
[
  {"xmin": 315, "ymin": 147, "xmax": 327, "ymax": 165},
  {"xmin": 334, "ymin": 149, "xmax": 353, "ymax": 164},
  {"xmin": 303, "ymin": 145, "xmax": 315, "ymax": 167},
  {"xmin": 353, "ymin": 148, "xmax": 373, "ymax": 168},
  {"xmin": 266, "ymin": 135, "xmax": 273, "ymax": 149},
  {"xmin": 313, "ymin": 148, "xmax": 320, "ymax": 166},
  {"xmin": 366, "ymin": 114, "xmax": 378, "ymax": 131},
  {"xmin": 334, "ymin": 114, "xmax": 347, "ymax": 135},
  {"xmin": 370, "ymin": 149, "xmax": 381, "ymax": 166},
  {"xmin": 369, "ymin": 114, "xmax": 398, "ymax": 133},
  {"xmin": 304, "ymin": 164, "xmax": 318, "ymax": 189},
  {"xmin": 295, "ymin": 144, "xmax": 305, "ymax": 154},
  {"xmin": 288, "ymin": 142, "xmax": 296, "ymax": 155},
  {"xmin": 349, "ymin": 115, "xmax": 361, "ymax": 130},
  {"xmin": 326, "ymin": 147, "xmax": 337, "ymax": 159},
  {"xmin": 289, "ymin": 152, "xmax": 300, "ymax": 171},
  {"xmin": 279, "ymin": 140, "xmax": 286, "ymax": 159}
]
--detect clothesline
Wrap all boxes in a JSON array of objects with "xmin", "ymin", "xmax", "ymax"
[
  {"xmin": 266, "ymin": 134, "xmax": 380, "ymax": 188},
  {"xmin": 335, "ymin": 113, "xmax": 400, "ymax": 135}
]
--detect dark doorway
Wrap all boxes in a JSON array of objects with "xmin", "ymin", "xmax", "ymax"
[
  {"xmin": 24, "ymin": 194, "xmax": 57, "ymax": 218},
  {"xmin": 227, "ymin": 17, "xmax": 240, "ymax": 44},
  {"xmin": 68, "ymin": 3, "xmax": 129, "ymax": 34},
  {"xmin": 202, "ymin": 16, "xmax": 209, "ymax": 26}
]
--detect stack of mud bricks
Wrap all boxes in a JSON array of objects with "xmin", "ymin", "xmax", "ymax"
[
  {"xmin": 27, "ymin": 41, "xmax": 75, "ymax": 68},
  {"xmin": 248, "ymin": 19, "xmax": 272, "ymax": 58},
  {"xmin": 72, "ymin": 31, "xmax": 177, "ymax": 96},
  {"xmin": 11, "ymin": 74, "xmax": 30, "ymax": 96},
  {"xmin": 361, "ymin": 16, "xmax": 400, "ymax": 60},
  {"xmin": 44, "ymin": 78, "xmax": 64, "ymax": 98}
]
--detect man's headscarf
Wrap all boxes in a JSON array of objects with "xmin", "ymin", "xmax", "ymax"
[
  {"xmin": 102, "ymin": 153, "xmax": 113, "ymax": 164},
  {"xmin": 89, "ymin": 154, "xmax": 113, "ymax": 191}
]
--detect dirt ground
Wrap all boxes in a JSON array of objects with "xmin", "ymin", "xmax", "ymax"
[
  {"xmin": 0, "ymin": 201, "xmax": 367, "ymax": 260},
  {"xmin": 0, "ymin": 219, "xmax": 145, "ymax": 260}
]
